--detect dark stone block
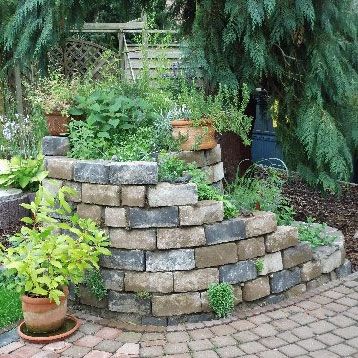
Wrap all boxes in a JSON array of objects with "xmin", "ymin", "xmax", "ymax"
[
  {"xmin": 271, "ymin": 268, "xmax": 301, "ymax": 293},
  {"xmin": 219, "ymin": 261, "xmax": 257, "ymax": 284},
  {"xmin": 100, "ymin": 249, "xmax": 145, "ymax": 271},
  {"xmin": 128, "ymin": 207, "xmax": 179, "ymax": 228},
  {"xmin": 42, "ymin": 136, "xmax": 70, "ymax": 156},
  {"xmin": 74, "ymin": 160, "xmax": 110, "ymax": 184},
  {"xmin": 205, "ymin": 218, "xmax": 246, "ymax": 245}
]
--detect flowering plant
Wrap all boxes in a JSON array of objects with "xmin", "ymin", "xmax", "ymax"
[{"xmin": 26, "ymin": 70, "xmax": 78, "ymax": 116}]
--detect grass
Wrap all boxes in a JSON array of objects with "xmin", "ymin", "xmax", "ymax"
[{"xmin": 0, "ymin": 286, "xmax": 22, "ymax": 329}]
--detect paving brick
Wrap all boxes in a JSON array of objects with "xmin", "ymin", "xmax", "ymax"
[
  {"xmin": 265, "ymin": 226, "xmax": 299, "ymax": 252},
  {"xmin": 329, "ymin": 343, "xmax": 356, "ymax": 356},
  {"xmin": 61, "ymin": 345, "xmax": 91, "ymax": 357},
  {"xmin": 179, "ymin": 200, "xmax": 224, "ymax": 226},
  {"xmin": 195, "ymin": 243, "xmax": 238, "ymax": 268},
  {"xmin": 174, "ymin": 268, "xmax": 219, "ymax": 292},
  {"xmin": 95, "ymin": 327, "xmax": 122, "ymax": 340},
  {"xmin": 316, "ymin": 332, "xmax": 344, "ymax": 346},
  {"xmin": 166, "ymin": 331, "xmax": 190, "ymax": 343},
  {"xmin": 74, "ymin": 335, "xmax": 103, "ymax": 348},
  {"xmin": 239, "ymin": 341, "xmax": 266, "ymax": 354},
  {"xmin": 94, "ymin": 340, "xmax": 123, "ymax": 353},
  {"xmin": 232, "ymin": 330, "xmax": 259, "ymax": 343},
  {"xmin": 109, "ymin": 161, "xmax": 158, "ymax": 185},
  {"xmin": 79, "ymin": 323, "xmax": 102, "ymax": 335},
  {"xmin": 296, "ymin": 338, "xmax": 326, "ymax": 351},
  {"xmin": 0, "ymin": 342, "xmax": 25, "ymax": 354},
  {"xmin": 260, "ymin": 337, "xmax": 287, "ymax": 349},
  {"xmin": 110, "ymin": 228, "xmax": 156, "ymax": 250},
  {"xmin": 237, "ymin": 236, "xmax": 265, "ymax": 260},
  {"xmin": 328, "ymin": 314, "xmax": 356, "ymax": 328},
  {"xmin": 278, "ymin": 343, "xmax": 308, "ymax": 357},
  {"xmin": 148, "ymin": 182, "xmax": 198, "ymax": 207},
  {"xmin": 192, "ymin": 350, "xmax": 219, "ymax": 358},
  {"xmin": 83, "ymin": 350, "xmax": 112, "ymax": 358},
  {"xmin": 114, "ymin": 343, "xmax": 140, "ymax": 356},
  {"xmin": 124, "ymin": 272, "xmax": 173, "ymax": 293},
  {"xmin": 189, "ymin": 328, "xmax": 215, "ymax": 340},
  {"xmin": 309, "ymin": 350, "xmax": 339, "ymax": 358},
  {"xmin": 334, "ymin": 326, "xmax": 358, "ymax": 339},
  {"xmin": 188, "ymin": 339, "xmax": 214, "ymax": 351},
  {"xmin": 140, "ymin": 345, "xmax": 164, "ymax": 357},
  {"xmin": 121, "ymin": 185, "xmax": 146, "ymax": 207},
  {"xmin": 210, "ymin": 335, "xmax": 237, "ymax": 348},
  {"xmin": 309, "ymin": 321, "xmax": 337, "ymax": 334},
  {"xmin": 157, "ymin": 226, "xmax": 205, "ymax": 249},
  {"xmin": 216, "ymin": 345, "xmax": 245, "ymax": 357}
]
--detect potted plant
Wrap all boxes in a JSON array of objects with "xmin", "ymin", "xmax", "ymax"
[
  {"xmin": 26, "ymin": 71, "xmax": 78, "ymax": 136},
  {"xmin": 169, "ymin": 82, "xmax": 253, "ymax": 151},
  {"xmin": 0, "ymin": 185, "xmax": 110, "ymax": 334}
]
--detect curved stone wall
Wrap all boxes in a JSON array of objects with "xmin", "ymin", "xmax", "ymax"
[{"xmin": 43, "ymin": 136, "xmax": 352, "ymax": 326}]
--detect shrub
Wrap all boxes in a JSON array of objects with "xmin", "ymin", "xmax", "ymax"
[{"xmin": 207, "ymin": 282, "xmax": 235, "ymax": 318}]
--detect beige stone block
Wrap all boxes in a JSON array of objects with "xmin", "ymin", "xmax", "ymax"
[
  {"xmin": 265, "ymin": 226, "xmax": 299, "ymax": 252},
  {"xmin": 82, "ymin": 184, "xmax": 120, "ymax": 206},
  {"xmin": 174, "ymin": 268, "xmax": 219, "ymax": 292},
  {"xmin": 152, "ymin": 293, "xmax": 202, "ymax": 316},
  {"xmin": 157, "ymin": 227, "xmax": 205, "ymax": 249},
  {"xmin": 195, "ymin": 243, "xmax": 238, "ymax": 268},
  {"xmin": 109, "ymin": 228, "xmax": 156, "ymax": 250},
  {"xmin": 121, "ymin": 185, "xmax": 146, "ymax": 207},
  {"xmin": 242, "ymin": 277, "xmax": 270, "ymax": 301},
  {"xmin": 237, "ymin": 237, "xmax": 265, "ymax": 260},
  {"xmin": 124, "ymin": 272, "xmax": 173, "ymax": 293}
]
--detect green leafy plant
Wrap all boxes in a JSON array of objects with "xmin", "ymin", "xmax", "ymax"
[
  {"xmin": 158, "ymin": 154, "xmax": 237, "ymax": 219},
  {"xmin": 83, "ymin": 269, "xmax": 107, "ymax": 301},
  {"xmin": 297, "ymin": 217, "xmax": 337, "ymax": 248},
  {"xmin": 135, "ymin": 290, "xmax": 152, "ymax": 300},
  {"xmin": 168, "ymin": 80, "xmax": 253, "ymax": 145},
  {"xmin": 0, "ymin": 185, "xmax": 111, "ymax": 304},
  {"xmin": 255, "ymin": 259, "xmax": 264, "ymax": 274},
  {"xmin": 0, "ymin": 155, "xmax": 48, "ymax": 191},
  {"xmin": 207, "ymin": 282, "xmax": 235, "ymax": 318},
  {"xmin": 26, "ymin": 70, "xmax": 78, "ymax": 116}
]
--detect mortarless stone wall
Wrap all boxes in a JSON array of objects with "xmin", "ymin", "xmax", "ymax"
[{"xmin": 42, "ymin": 136, "xmax": 352, "ymax": 326}]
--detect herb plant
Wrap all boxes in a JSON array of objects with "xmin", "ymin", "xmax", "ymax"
[
  {"xmin": 207, "ymin": 282, "xmax": 235, "ymax": 318},
  {"xmin": 83, "ymin": 269, "xmax": 107, "ymax": 301},
  {"xmin": 0, "ymin": 155, "xmax": 48, "ymax": 192},
  {"xmin": 297, "ymin": 217, "xmax": 336, "ymax": 248},
  {"xmin": 0, "ymin": 186, "xmax": 111, "ymax": 304}
]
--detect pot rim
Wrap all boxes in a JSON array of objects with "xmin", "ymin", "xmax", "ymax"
[
  {"xmin": 21, "ymin": 286, "xmax": 69, "ymax": 305},
  {"xmin": 171, "ymin": 119, "xmax": 213, "ymax": 127}
]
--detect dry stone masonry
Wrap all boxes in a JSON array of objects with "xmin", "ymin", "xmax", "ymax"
[{"xmin": 42, "ymin": 136, "xmax": 352, "ymax": 325}]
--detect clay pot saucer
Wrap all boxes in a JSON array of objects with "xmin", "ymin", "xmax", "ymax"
[{"xmin": 17, "ymin": 315, "xmax": 80, "ymax": 344}]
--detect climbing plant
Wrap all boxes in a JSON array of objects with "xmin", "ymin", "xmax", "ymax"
[{"xmin": 170, "ymin": 0, "xmax": 358, "ymax": 191}]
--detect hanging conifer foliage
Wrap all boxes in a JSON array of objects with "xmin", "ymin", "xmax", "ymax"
[{"xmin": 176, "ymin": 0, "xmax": 358, "ymax": 191}]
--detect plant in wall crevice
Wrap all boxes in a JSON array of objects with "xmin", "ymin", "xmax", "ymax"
[{"xmin": 207, "ymin": 282, "xmax": 235, "ymax": 318}]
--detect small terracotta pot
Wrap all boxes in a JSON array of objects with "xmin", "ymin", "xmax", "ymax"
[
  {"xmin": 172, "ymin": 119, "xmax": 217, "ymax": 151},
  {"xmin": 21, "ymin": 287, "xmax": 69, "ymax": 333},
  {"xmin": 46, "ymin": 112, "xmax": 71, "ymax": 136}
]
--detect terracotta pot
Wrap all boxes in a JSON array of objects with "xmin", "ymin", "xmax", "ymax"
[
  {"xmin": 21, "ymin": 287, "xmax": 69, "ymax": 333},
  {"xmin": 46, "ymin": 112, "xmax": 71, "ymax": 136},
  {"xmin": 172, "ymin": 119, "xmax": 217, "ymax": 151}
]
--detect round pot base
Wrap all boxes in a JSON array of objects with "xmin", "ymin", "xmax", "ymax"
[{"xmin": 17, "ymin": 315, "xmax": 80, "ymax": 344}]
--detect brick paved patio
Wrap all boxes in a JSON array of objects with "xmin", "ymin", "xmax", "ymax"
[{"xmin": 0, "ymin": 273, "xmax": 357, "ymax": 357}]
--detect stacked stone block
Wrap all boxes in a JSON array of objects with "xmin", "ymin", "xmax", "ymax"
[{"xmin": 42, "ymin": 136, "xmax": 352, "ymax": 325}]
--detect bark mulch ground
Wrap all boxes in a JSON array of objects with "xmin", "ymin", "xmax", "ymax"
[{"xmin": 284, "ymin": 178, "xmax": 358, "ymax": 270}]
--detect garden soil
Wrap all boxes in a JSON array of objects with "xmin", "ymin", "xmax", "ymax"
[{"xmin": 284, "ymin": 178, "xmax": 358, "ymax": 271}]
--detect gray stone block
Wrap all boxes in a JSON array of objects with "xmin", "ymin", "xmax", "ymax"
[
  {"xmin": 74, "ymin": 160, "xmax": 110, "ymax": 184},
  {"xmin": 335, "ymin": 260, "xmax": 352, "ymax": 278},
  {"xmin": 109, "ymin": 161, "xmax": 158, "ymax": 185},
  {"xmin": 205, "ymin": 145, "xmax": 222, "ymax": 166},
  {"xmin": 219, "ymin": 261, "xmax": 257, "ymax": 284},
  {"xmin": 146, "ymin": 249, "xmax": 195, "ymax": 272},
  {"xmin": 148, "ymin": 182, "xmax": 198, "ymax": 207},
  {"xmin": 282, "ymin": 243, "xmax": 313, "ymax": 269},
  {"xmin": 141, "ymin": 316, "xmax": 168, "ymax": 326},
  {"xmin": 271, "ymin": 268, "xmax": 301, "ymax": 293},
  {"xmin": 205, "ymin": 218, "xmax": 246, "ymax": 245},
  {"xmin": 0, "ymin": 188, "xmax": 23, "ymax": 203},
  {"xmin": 108, "ymin": 291, "xmax": 151, "ymax": 315},
  {"xmin": 101, "ymin": 269, "xmax": 124, "ymax": 291},
  {"xmin": 100, "ymin": 249, "xmax": 145, "ymax": 271},
  {"xmin": 179, "ymin": 200, "xmax": 224, "ymax": 226},
  {"xmin": 42, "ymin": 136, "xmax": 70, "ymax": 156},
  {"xmin": 128, "ymin": 207, "xmax": 179, "ymax": 228}
]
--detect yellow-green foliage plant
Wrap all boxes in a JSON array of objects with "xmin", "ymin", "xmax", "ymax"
[{"xmin": 0, "ymin": 186, "xmax": 111, "ymax": 304}]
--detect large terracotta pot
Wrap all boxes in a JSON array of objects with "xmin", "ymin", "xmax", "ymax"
[
  {"xmin": 172, "ymin": 119, "xmax": 217, "ymax": 151},
  {"xmin": 21, "ymin": 287, "xmax": 69, "ymax": 333},
  {"xmin": 46, "ymin": 112, "xmax": 71, "ymax": 136}
]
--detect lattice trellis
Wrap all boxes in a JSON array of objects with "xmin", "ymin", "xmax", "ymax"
[{"xmin": 49, "ymin": 39, "xmax": 115, "ymax": 78}]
